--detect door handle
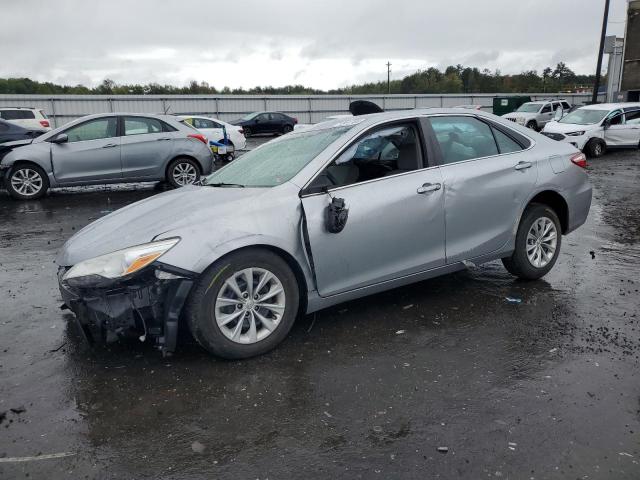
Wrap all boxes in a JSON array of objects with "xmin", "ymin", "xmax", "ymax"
[
  {"xmin": 417, "ymin": 182, "xmax": 441, "ymax": 194},
  {"xmin": 514, "ymin": 161, "xmax": 532, "ymax": 171},
  {"xmin": 102, "ymin": 143, "xmax": 118, "ymax": 148},
  {"xmin": 156, "ymin": 137, "xmax": 172, "ymax": 141}
]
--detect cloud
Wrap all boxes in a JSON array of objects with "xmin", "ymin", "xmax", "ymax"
[{"xmin": 0, "ymin": 0, "xmax": 630, "ymax": 90}]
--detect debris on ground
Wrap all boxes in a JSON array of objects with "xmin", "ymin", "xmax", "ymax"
[
  {"xmin": 395, "ymin": 330, "xmax": 406, "ymax": 335},
  {"xmin": 505, "ymin": 297, "xmax": 522, "ymax": 304},
  {"xmin": 0, "ymin": 411, "xmax": 6, "ymax": 425},
  {"xmin": 372, "ymin": 426, "xmax": 383, "ymax": 433},
  {"xmin": 402, "ymin": 304, "xmax": 414, "ymax": 310},
  {"xmin": 590, "ymin": 250, "xmax": 596, "ymax": 259},
  {"xmin": 462, "ymin": 260, "xmax": 476, "ymax": 268},
  {"xmin": 437, "ymin": 446, "xmax": 449, "ymax": 454},
  {"xmin": 10, "ymin": 407, "xmax": 25, "ymax": 414},
  {"xmin": 191, "ymin": 441, "xmax": 206, "ymax": 453}
]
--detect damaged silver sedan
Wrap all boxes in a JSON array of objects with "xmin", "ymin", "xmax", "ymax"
[{"xmin": 57, "ymin": 109, "xmax": 592, "ymax": 358}]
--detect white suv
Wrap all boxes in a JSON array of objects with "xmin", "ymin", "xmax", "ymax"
[
  {"xmin": 0, "ymin": 107, "xmax": 52, "ymax": 131},
  {"xmin": 502, "ymin": 100, "xmax": 572, "ymax": 131}
]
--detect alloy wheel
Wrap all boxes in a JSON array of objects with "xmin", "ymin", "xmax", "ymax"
[
  {"xmin": 214, "ymin": 267, "xmax": 286, "ymax": 344},
  {"xmin": 172, "ymin": 162, "xmax": 198, "ymax": 186},
  {"xmin": 526, "ymin": 216, "xmax": 557, "ymax": 268},
  {"xmin": 11, "ymin": 168, "xmax": 43, "ymax": 197}
]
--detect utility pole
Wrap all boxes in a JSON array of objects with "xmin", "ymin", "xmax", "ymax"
[
  {"xmin": 386, "ymin": 62, "xmax": 392, "ymax": 94},
  {"xmin": 592, "ymin": 0, "xmax": 611, "ymax": 104}
]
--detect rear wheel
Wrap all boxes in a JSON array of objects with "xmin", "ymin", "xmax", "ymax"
[
  {"xmin": 185, "ymin": 249, "xmax": 300, "ymax": 359},
  {"xmin": 584, "ymin": 138, "xmax": 606, "ymax": 158},
  {"xmin": 502, "ymin": 203, "xmax": 561, "ymax": 280},
  {"xmin": 166, "ymin": 157, "xmax": 201, "ymax": 188},
  {"xmin": 5, "ymin": 164, "xmax": 49, "ymax": 200}
]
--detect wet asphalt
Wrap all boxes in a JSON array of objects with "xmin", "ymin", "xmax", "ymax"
[{"xmin": 0, "ymin": 140, "xmax": 639, "ymax": 479}]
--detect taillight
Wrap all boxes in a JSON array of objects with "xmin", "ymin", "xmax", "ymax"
[
  {"xmin": 293, "ymin": 117, "xmax": 298, "ymax": 124},
  {"xmin": 570, "ymin": 152, "xmax": 587, "ymax": 168},
  {"xmin": 40, "ymin": 120, "xmax": 50, "ymax": 128},
  {"xmin": 188, "ymin": 133, "xmax": 208, "ymax": 145},
  {"xmin": 238, "ymin": 128, "xmax": 244, "ymax": 135}
]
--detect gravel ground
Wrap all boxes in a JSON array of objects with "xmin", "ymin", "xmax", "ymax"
[{"xmin": 0, "ymin": 143, "xmax": 639, "ymax": 479}]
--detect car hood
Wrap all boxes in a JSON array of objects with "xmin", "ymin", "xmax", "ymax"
[
  {"xmin": 0, "ymin": 138, "xmax": 34, "ymax": 150},
  {"xmin": 503, "ymin": 112, "xmax": 534, "ymax": 119},
  {"xmin": 56, "ymin": 185, "xmax": 276, "ymax": 266},
  {"xmin": 542, "ymin": 122, "xmax": 601, "ymax": 133}
]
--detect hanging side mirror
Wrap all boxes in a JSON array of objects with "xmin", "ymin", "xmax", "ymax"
[
  {"xmin": 326, "ymin": 197, "xmax": 348, "ymax": 233},
  {"xmin": 50, "ymin": 133, "xmax": 68, "ymax": 144}
]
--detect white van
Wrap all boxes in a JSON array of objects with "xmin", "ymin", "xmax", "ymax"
[{"xmin": 542, "ymin": 103, "xmax": 640, "ymax": 157}]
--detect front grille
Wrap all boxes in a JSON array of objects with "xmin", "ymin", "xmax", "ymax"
[{"xmin": 541, "ymin": 132, "xmax": 565, "ymax": 141}]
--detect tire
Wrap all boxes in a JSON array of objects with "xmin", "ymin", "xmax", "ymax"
[
  {"xmin": 526, "ymin": 120, "xmax": 538, "ymax": 131},
  {"xmin": 243, "ymin": 127, "xmax": 252, "ymax": 137},
  {"xmin": 282, "ymin": 124, "xmax": 293, "ymax": 134},
  {"xmin": 584, "ymin": 138, "xmax": 606, "ymax": 158},
  {"xmin": 5, "ymin": 163, "xmax": 49, "ymax": 200},
  {"xmin": 502, "ymin": 203, "xmax": 562, "ymax": 280},
  {"xmin": 185, "ymin": 249, "xmax": 300, "ymax": 359},
  {"xmin": 166, "ymin": 157, "xmax": 201, "ymax": 188}
]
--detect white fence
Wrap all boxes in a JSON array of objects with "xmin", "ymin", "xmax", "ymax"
[{"xmin": 0, "ymin": 93, "xmax": 604, "ymax": 128}]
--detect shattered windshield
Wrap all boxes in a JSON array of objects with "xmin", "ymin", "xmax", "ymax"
[
  {"xmin": 204, "ymin": 126, "xmax": 350, "ymax": 188},
  {"xmin": 559, "ymin": 109, "xmax": 609, "ymax": 125}
]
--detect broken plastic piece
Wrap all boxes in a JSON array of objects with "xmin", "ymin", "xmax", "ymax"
[
  {"xmin": 505, "ymin": 297, "xmax": 522, "ymax": 304},
  {"xmin": 437, "ymin": 446, "xmax": 449, "ymax": 454},
  {"xmin": 462, "ymin": 260, "xmax": 476, "ymax": 268}
]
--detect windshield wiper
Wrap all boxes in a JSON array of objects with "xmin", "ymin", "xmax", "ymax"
[{"xmin": 206, "ymin": 182, "xmax": 245, "ymax": 188}]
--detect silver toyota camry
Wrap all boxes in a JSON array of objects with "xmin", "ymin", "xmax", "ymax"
[{"xmin": 57, "ymin": 109, "xmax": 592, "ymax": 359}]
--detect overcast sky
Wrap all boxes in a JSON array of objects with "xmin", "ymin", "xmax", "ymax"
[{"xmin": 0, "ymin": 0, "xmax": 630, "ymax": 90}]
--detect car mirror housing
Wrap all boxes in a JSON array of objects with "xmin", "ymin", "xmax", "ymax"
[{"xmin": 51, "ymin": 133, "xmax": 68, "ymax": 144}]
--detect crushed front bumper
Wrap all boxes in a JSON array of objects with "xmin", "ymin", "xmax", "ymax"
[{"xmin": 58, "ymin": 264, "xmax": 195, "ymax": 356}]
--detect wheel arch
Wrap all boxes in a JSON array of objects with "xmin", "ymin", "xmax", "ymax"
[
  {"xmin": 198, "ymin": 244, "xmax": 310, "ymax": 317},
  {"xmin": 165, "ymin": 154, "xmax": 203, "ymax": 179},
  {"xmin": 526, "ymin": 190, "xmax": 569, "ymax": 234}
]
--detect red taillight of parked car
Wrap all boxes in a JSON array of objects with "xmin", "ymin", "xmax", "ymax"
[
  {"xmin": 188, "ymin": 133, "xmax": 208, "ymax": 145},
  {"xmin": 39, "ymin": 120, "xmax": 50, "ymax": 128},
  {"xmin": 570, "ymin": 152, "xmax": 587, "ymax": 169},
  {"xmin": 293, "ymin": 117, "xmax": 298, "ymax": 124}
]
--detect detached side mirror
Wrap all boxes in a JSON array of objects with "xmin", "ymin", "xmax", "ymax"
[
  {"xmin": 51, "ymin": 133, "xmax": 68, "ymax": 144},
  {"xmin": 602, "ymin": 120, "xmax": 611, "ymax": 130}
]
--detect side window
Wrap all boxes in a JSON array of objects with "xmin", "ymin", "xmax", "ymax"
[
  {"xmin": 607, "ymin": 110, "xmax": 624, "ymax": 126},
  {"xmin": 256, "ymin": 114, "xmax": 268, "ymax": 122},
  {"xmin": 1, "ymin": 110, "xmax": 35, "ymax": 120},
  {"xmin": 492, "ymin": 127, "xmax": 523, "ymax": 154},
  {"xmin": 429, "ymin": 116, "xmax": 499, "ymax": 164},
  {"xmin": 625, "ymin": 110, "xmax": 640, "ymax": 125},
  {"xmin": 540, "ymin": 104, "xmax": 552, "ymax": 114},
  {"xmin": 65, "ymin": 117, "xmax": 118, "ymax": 142},
  {"xmin": 561, "ymin": 102, "xmax": 571, "ymax": 110},
  {"xmin": 124, "ymin": 117, "xmax": 163, "ymax": 136},
  {"xmin": 309, "ymin": 123, "xmax": 422, "ymax": 190},
  {"xmin": 183, "ymin": 118, "xmax": 194, "ymax": 126},
  {"xmin": 193, "ymin": 118, "xmax": 215, "ymax": 129}
]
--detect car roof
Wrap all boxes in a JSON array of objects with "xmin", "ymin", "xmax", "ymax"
[{"xmin": 577, "ymin": 102, "xmax": 640, "ymax": 111}]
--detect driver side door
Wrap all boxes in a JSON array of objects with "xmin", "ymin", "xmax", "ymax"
[
  {"xmin": 301, "ymin": 121, "xmax": 446, "ymax": 297},
  {"xmin": 51, "ymin": 116, "xmax": 121, "ymax": 184}
]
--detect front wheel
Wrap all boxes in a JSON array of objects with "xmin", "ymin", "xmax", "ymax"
[
  {"xmin": 185, "ymin": 249, "xmax": 300, "ymax": 359},
  {"xmin": 502, "ymin": 203, "xmax": 562, "ymax": 280},
  {"xmin": 243, "ymin": 127, "xmax": 252, "ymax": 137},
  {"xmin": 584, "ymin": 138, "xmax": 605, "ymax": 158},
  {"xmin": 526, "ymin": 120, "xmax": 538, "ymax": 131},
  {"xmin": 5, "ymin": 164, "xmax": 49, "ymax": 200},
  {"xmin": 166, "ymin": 157, "xmax": 201, "ymax": 188},
  {"xmin": 282, "ymin": 124, "xmax": 293, "ymax": 134}
]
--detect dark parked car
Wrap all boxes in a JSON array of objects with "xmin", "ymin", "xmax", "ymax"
[
  {"xmin": 0, "ymin": 119, "xmax": 46, "ymax": 144},
  {"xmin": 231, "ymin": 112, "xmax": 297, "ymax": 136}
]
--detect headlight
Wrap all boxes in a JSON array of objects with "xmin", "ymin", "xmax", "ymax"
[
  {"xmin": 565, "ymin": 131, "xmax": 585, "ymax": 136},
  {"xmin": 63, "ymin": 238, "xmax": 180, "ymax": 282}
]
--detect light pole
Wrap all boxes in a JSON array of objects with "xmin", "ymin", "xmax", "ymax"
[
  {"xmin": 592, "ymin": 0, "xmax": 611, "ymax": 104},
  {"xmin": 386, "ymin": 62, "xmax": 392, "ymax": 94}
]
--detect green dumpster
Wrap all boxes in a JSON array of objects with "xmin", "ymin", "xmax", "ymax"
[{"xmin": 492, "ymin": 96, "xmax": 532, "ymax": 116}]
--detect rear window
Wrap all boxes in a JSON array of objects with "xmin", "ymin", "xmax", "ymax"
[{"xmin": 0, "ymin": 110, "xmax": 36, "ymax": 120}]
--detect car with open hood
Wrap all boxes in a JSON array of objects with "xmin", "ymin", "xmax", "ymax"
[
  {"xmin": 502, "ymin": 100, "xmax": 572, "ymax": 131},
  {"xmin": 57, "ymin": 108, "xmax": 592, "ymax": 359}
]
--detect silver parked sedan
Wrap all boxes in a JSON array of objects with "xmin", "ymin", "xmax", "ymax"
[
  {"xmin": 0, "ymin": 113, "xmax": 213, "ymax": 199},
  {"xmin": 57, "ymin": 109, "xmax": 592, "ymax": 359}
]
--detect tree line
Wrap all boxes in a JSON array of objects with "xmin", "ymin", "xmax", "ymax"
[{"xmin": 0, "ymin": 62, "xmax": 597, "ymax": 95}]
